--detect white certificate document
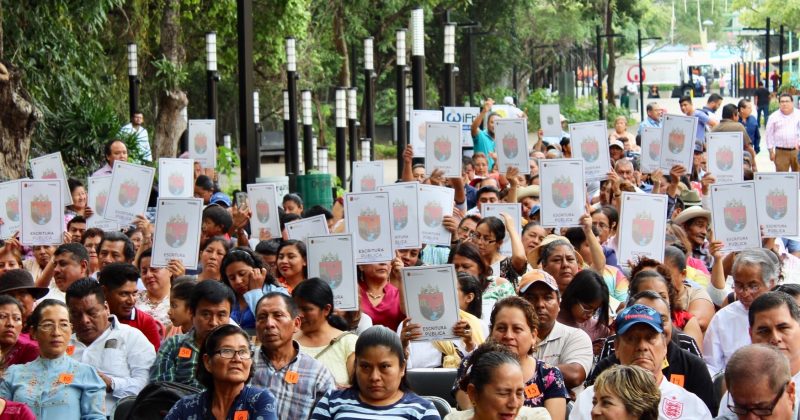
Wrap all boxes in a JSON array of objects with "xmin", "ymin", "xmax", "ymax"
[
  {"xmin": 151, "ymin": 198, "xmax": 203, "ymax": 270},
  {"xmin": 482, "ymin": 203, "xmax": 522, "ymax": 257},
  {"xmin": 402, "ymin": 265, "xmax": 460, "ymax": 341},
  {"xmin": 754, "ymin": 173, "xmax": 799, "ymax": 237},
  {"xmin": 710, "ymin": 182, "xmax": 761, "ymax": 252},
  {"xmin": 0, "ymin": 181, "xmax": 21, "ymax": 239},
  {"xmin": 246, "ymin": 183, "xmax": 281, "ymax": 239},
  {"xmin": 706, "ymin": 132, "xmax": 744, "ymax": 184},
  {"xmin": 20, "ymin": 180, "xmax": 63, "ymax": 246},
  {"xmin": 286, "ymin": 214, "xmax": 329, "ymax": 243},
  {"xmin": 345, "ymin": 192, "xmax": 394, "ymax": 263},
  {"xmin": 617, "ymin": 193, "xmax": 668, "ymax": 266},
  {"xmin": 540, "ymin": 104, "xmax": 562, "ymax": 138},
  {"xmin": 640, "ymin": 126, "xmax": 663, "ymax": 174},
  {"xmin": 30, "ymin": 152, "xmax": 72, "ymax": 206},
  {"xmin": 425, "ymin": 122, "xmax": 462, "ymax": 178},
  {"xmin": 87, "ymin": 176, "xmax": 119, "ymax": 231},
  {"xmin": 105, "ymin": 162, "xmax": 156, "ymax": 225},
  {"xmin": 379, "ymin": 182, "xmax": 421, "ymax": 250},
  {"xmin": 418, "ymin": 184, "xmax": 455, "ymax": 246},
  {"xmin": 158, "ymin": 158, "xmax": 195, "ymax": 198},
  {"xmin": 307, "ymin": 233, "xmax": 359, "ymax": 311},
  {"xmin": 188, "ymin": 119, "xmax": 217, "ymax": 169},
  {"xmin": 410, "ymin": 110, "xmax": 443, "ymax": 157},
  {"xmin": 352, "ymin": 161, "xmax": 385, "ymax": 193},
  {"xmin": 539, "ymin": 159, "xmax": 586, "ymax": 227},
  {"xmin": 569, "ymin": 120, "xmax": 611, "ymax": 182},
  {"xmin": 660, "ymin": 114, "xmax": 698, "ymax": 172},
  {"xmin": 494, "ymin": 118, "xmax": 530, "ymax": 175}
]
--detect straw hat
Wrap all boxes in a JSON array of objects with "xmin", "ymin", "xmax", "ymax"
[
  {"xmin": 516, "ymin": 185, "xmax": 540, "ymax": 201},
  {"xmin": 672, "ymin": 205, "xmax": 711, "ymax": 226}
]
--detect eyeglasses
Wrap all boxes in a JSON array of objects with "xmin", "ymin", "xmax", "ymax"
[
  {"xmin": 592, "ymin": 222, "xmax": 610, "ymax": 230},
  {"xmin": 733, "ymin": 282, "xmax": 764, "ymax": 295},
  {"xmin": 214, "ymin": 348, "xmax": 253, "ymax": 360},
  {"xmin": 469, "ymin": 232, "xmax": 497, "ymax": 245},
  {"xmin": 577, "ymin": 302, "xmax": 599, "ymax": 316},
  {"xmin": 727, "ymin": 381, "xmax": 788, "ymax": 416},
  {"xmin": 37, "ymin": 322, "xmax": 72, "ymax": 333}
]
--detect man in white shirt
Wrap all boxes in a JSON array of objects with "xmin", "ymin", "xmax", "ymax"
[
  {"xmin": 119, "ymin": 111, "xmax": 152, "ymax": 162},
  {"xmin": 716, "ymin": 291, "xmax": 800, "ymax": 417},
  {"xmin": 571, "ymin": 304, "xmax": 710, "ymax": 419},
  {"xmin": 65, "ymin": 278, "xmax": 155, "ymax": 415},
  {"xmin": 718, "ymin": 344, "xmax": 798, "ymax": 419},
  {"xmin": 703, "ymin": 248, "xmax": 779, "ymax": 375}
]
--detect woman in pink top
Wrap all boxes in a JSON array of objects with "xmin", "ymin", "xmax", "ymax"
[{"xmin": 358, "ymin": 262, "xmax": 405, "ymax": 331}]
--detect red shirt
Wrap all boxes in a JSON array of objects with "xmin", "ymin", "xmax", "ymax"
[
  {"xmin": 119, "ymin": 308, "xmax": 162, "ymax": 351},
  {"xmin": 3, "ymin": 333, "xmax": 39, "ymax": 368},
  {"xmin": 359, "ymin": 283, "xmax": 405, "ymax": 331},
  {"xmin": 0, "ymin": 401, "xmax": 35, "ymax": 420}
]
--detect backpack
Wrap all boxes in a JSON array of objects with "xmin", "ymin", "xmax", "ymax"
[{"xmin": 123, "ymin": 381, "xmax": 202, "ymax": 420}]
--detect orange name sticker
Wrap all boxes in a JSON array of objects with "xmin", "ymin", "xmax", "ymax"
[
  {"xmin": 284, "ymin": 370, "xmax": 299, "ymax": 384},
  {"xmin": 233, "ymin": 411, "xmax": 249, "ymax": 420},
  {"xmin": 524, "ymin": 383, "xmax": 541, "ymax": 399},
  {"xmin": 58, "ymin": 373, "xmax": 74, "ymax": 384},
  {"xmin": 670, "ymin": 374, "xmax": 685, "ymax": 388},
  {"xmin": 66, "ymin": 345, "xmax": 75, "ymax": 356},
  {"xmin": 178, "ymin": 347, "xmax": 192, "ymax": 358}
]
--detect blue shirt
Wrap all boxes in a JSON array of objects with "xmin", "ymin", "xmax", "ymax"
[
  {"xmin": 311, "ymin": 388, "xmax": 440, "ymax": 420},
  {"xmin": 165, "ymin": 385, "xmax": 278, "ymax": 420},
  {"xmin": 637, "ymin": 116, "xmax": 662, "ymax": 136},
  {"xmin": 694, "ymin": 108, "xmax": 712, "ymax": 142},
  {"xmin": 739, "ymin": 115, "xmax": 761, "ymax": 151},
  {"xmin": 231, "ymin": 296, "xmax": 256, "ymax": 329},
  {"xmin": 472, "ymin": 129, "xmax": 496, "ymax": 169},
  {"xmin": 0, "ymin": 355, "xmax": 107, "ymax": 419}
]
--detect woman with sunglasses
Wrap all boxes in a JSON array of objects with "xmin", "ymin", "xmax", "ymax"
[{"xmin": 166, "ymin": 325, "xmax": 277, "ymax": 419}]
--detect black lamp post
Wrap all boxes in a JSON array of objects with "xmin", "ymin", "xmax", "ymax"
[
  {"xmin": 443, "ymin": 23, "xmax": 456, "ymax": 107},
  {"xmin": 595, "ymin": 25, "xmax": 623, "ymax": 120},
  {"xmin": 335, "ymin": 88, "xmax": 347, "ymax": 185},
  {"xmin": 411, "ymin": 8, "xmax": 426, "ymax": 109},
  {"xmin": 364, "ymin": 37, "xmax": 376, "ymax": 161},
  {"xmin": 396, "ymin": 29, "xmax": 407, "ymax": 179},
  {"xmin": 127, "ymin": 43, "xmax": 139, "ymax": 118},
  {"xmin": 236, "ymin": 0, "xmax": 257, "ymax": 187},
  {"xmin": 286, "ymin": 37, "xmax": 299, "ymax": 177},
  {"xmin": 637, "ymin": 28, "xmax": 661, "ymax": 118},
  {"xmin": 302, "ymin": 90, "xmax": 314, "ymax": 172},
  {"xmin": 348, "ymin": 88, "xmax": 358, "ymax": 169},
  {"xmin": 206, "ymin": 32, "xmax": 219, "ymax": 129}
]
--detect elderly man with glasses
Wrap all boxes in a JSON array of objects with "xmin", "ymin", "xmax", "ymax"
[
  {"xmin": 703, "ymin": 249, "xmax": 780, "ymax": 375},
  {"xmin": 718, "ymin": 344, "xmax": 798, "ymax": 419}
]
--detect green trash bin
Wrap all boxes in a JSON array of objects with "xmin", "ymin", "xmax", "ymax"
[{"xmin": 295, "ymin": 174, "xmax": 334, "ymax": 210}]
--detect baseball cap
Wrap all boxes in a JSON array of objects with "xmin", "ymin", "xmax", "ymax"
[
  {"xmin": 615, "ymin": 304, "xmax": 664, "ymax": 335},
  {"xmin": 528, "ymin": 205, "xmax": 541, "ymax": 218},
  {"xmin": 609, "ymin": 139, "xmax": 624, "ymax": 150},
  {"xmin": 517, "ymin": 269, "xmax": 559, "ymax": 295}
]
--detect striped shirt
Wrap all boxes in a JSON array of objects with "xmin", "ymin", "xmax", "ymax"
[
  {"xmin": 311, "ymin": 388, "xmax": 439, "ymax": 420},
  {"xmin": 149, "ymin": 330, "xmax": 203, "ymax": 389},
  {"xmin": 765, "ymin": 108, "xmax": 800, "ymax": 149},
  {"xmin": 250, "ymin": 341, "xmax": 336, "ymax": 420}
]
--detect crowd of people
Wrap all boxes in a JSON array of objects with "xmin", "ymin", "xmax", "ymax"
[{"xmin": 0, "ymin": 90, "xmax": 795, "ymax": 420}]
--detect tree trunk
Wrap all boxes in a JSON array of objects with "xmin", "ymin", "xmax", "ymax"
[
  {"xmin": 605, "ymin": 0, "xmax": 617, "ymax": 108},
  {"xmin": 332, "ymin": 2, "xmax": 350, "ymax": 87},
  {"xmin": 153, "ymin": 0, "xmax": 188, "ymax": 160},
  {"xmin": 0, "ymin": 62, "xmax": 39, "ymax": 179}
]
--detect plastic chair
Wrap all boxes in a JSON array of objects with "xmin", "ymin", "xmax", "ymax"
[
  {"xmin": 406, "ymin": 368, "xmax": 458, "ymax": 407},
  {"xmin": 422, "ymin": 395, "xmax": 452, "ymax": 418}
]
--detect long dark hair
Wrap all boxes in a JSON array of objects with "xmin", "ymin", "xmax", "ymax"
[
  {"xmin": 349, "ymin": 326, "xmax": 410, "ymax": 393},
  {"xmin": 220, "ymin": 247, "xmax": 278, "ymax": 292},
  {"xmin": 457, "ymin": 340, "xmax": 519, "ymax": 392},
  {"xmin": 292, "ymin": 278, "xmax": 348, "ymax": 331},
  {"xmin": 476, "ymin": 216, "xmax": 506, "ymax": 244},
  {"xmin": 276, "ymin": 240, "xmax": 308, "ymax": 278},
  {"xmin": 448, "ymin": 242, "xmax": 492, "ymax": 288},
  {"xmin": 196, "ymin": 325, "xmax": 254, "ymax": 392},
  {"xmin": 560, "ymin": 270, "xmax": 610, "ymax": 327}
]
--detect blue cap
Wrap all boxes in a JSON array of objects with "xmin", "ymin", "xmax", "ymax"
[
  {"xmin": 528, "ymin": 205, "xmax": 541, "ymax": 218},
  {"xmin": 209, "ymin": 192, "xmax": 232, "ymax": 208},
  {"xmin": 615, "ymin": 304, "xmax": 663, "ymax": 335}
]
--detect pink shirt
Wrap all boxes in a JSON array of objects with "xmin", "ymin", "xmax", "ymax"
[
  {"xmin": 359, "ymin": 283, "xmax": 404, "ymax": 331},
  {"xmin": 766, "ymin": 108, "xmax": 800, "ymax": 149},
  {"xmin": 3, "ymin": 333, "xmax": 39, "ymax": 368}
]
